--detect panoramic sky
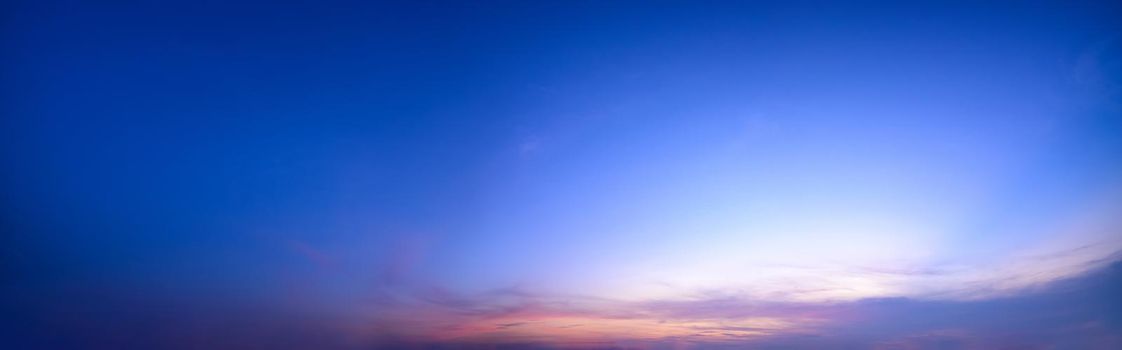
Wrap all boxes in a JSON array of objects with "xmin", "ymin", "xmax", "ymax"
[{"xmin": 3, "ymin": 1, "xmax": 1122, "ymax": 349}]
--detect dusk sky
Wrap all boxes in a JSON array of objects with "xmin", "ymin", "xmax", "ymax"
[{"xmin": 3, "ymin": 1, "xmax": 1122, "ymax": 349}]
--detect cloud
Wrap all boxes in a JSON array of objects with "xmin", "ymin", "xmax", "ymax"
[
  {"xmin": 284, "ymin": 238, "xmax": 338, "ymax": 270},
  {"xmin": 5, "ymin": 258, "xmax": 1120, "ymax": 350},
  {"xmin": 353, "ymin": 260, "xmax": 1122, "ymax": 349},
  {"xmin": 8, "ymin": 228, "xmax": 1119, "ymax": 350}
]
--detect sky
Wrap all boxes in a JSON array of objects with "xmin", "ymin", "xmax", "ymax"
[{"xmin": 2, "ymin": 1, "xmax": 1122, "ymax": 349}]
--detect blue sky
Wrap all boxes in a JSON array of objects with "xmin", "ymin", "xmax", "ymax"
[{"xmin": 3, "ymin": 1, "xmax": 1122, "ymax": 349}]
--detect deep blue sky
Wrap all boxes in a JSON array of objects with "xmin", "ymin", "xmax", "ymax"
[{"xmin": 3, "ymin": 1, "xmax": 1122, "ymax": 349}]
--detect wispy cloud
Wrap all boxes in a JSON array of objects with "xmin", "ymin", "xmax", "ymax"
[{"xmin": 355, "ymin": 260, "xmax": 1122, "ymax": 349}]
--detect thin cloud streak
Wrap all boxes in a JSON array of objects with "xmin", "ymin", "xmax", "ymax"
[
  {"xmin": 332, "ymin": 261, "xmax": 1118, "ymax": 349},
  {"xmin": 352, "ymin": 249, "xmax": 1122, "ymax": 348}
]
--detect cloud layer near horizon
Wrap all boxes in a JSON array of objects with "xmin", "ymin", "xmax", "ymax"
[{"xmin": 6, "ymin": 258, "xmax": 1121, "ymax": 349}]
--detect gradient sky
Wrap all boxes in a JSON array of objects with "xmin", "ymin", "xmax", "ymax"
[{"xmin": 3, "ymin": 1, "xmax": 1122, "ymax": 349}]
